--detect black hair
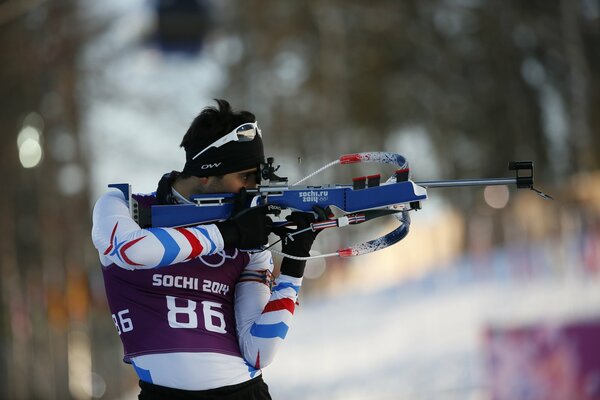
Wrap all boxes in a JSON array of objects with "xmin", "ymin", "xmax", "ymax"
[
  {"xmin": 180, "ymin": 99, "xmax": 256, "ymax": 154},
  {"xmin": 156, "ymin": 100, "xmax": 260, "ymax": 201}
]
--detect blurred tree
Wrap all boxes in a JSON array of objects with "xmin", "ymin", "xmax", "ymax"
[
  {"xmin": 222, "ymin": 0, "xmax": 598, "ymax": 172},
  {"xmin": 0, "ymin": 1, "xmax": 125, "ymax": 398},
  {"xmin": 218, "ymin": 0, "xmax": 598, "ymax": 246}
]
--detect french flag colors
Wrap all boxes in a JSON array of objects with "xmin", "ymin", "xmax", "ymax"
[
  {"xmin": 101, "ymin": 221, "xmax": 220, "ymax": 269},
  {"xmin": 247, "ymin": 276, "xmax": 301, "ymax": 368},
  {"xmin": 250, "ymin": 298, "xmax": 295, "ymax": 340}
]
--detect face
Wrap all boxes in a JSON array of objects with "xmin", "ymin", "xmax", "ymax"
[{"xmin": 204, "ymin": 167, "xmax": 259, "ymax": 193}]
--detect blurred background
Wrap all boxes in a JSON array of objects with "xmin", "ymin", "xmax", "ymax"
[{"xmin": 1, "ymin": 0, "xmax": 599, "ymax": 399}]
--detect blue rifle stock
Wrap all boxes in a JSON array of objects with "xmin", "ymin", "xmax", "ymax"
[{"xmin": 149, "ymin": 181, "xmax": 427, "ymax": 228}]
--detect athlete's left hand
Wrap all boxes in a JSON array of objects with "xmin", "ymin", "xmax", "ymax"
[{"xmin": 274, "ymin": 206, "xmax": 328, "ymax": 278}]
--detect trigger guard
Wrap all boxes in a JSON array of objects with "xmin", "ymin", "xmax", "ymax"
[{"xmin": 250, "ymin": 195, "xmax": 261, "ymax": 207}]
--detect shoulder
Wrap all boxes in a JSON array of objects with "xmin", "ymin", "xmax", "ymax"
[
  {"xmin": 94, "ymin": 189, "xmax": 156, "ymax": 210},
  {"xmin": 93, "ymin": 189, "xmax": 127, "ymax": 212},
  {"xmin": 93, "ymin": 189, "xmax": 156, "ymax": 226}
]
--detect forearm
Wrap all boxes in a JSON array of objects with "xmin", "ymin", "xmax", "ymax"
[{"xmin": 235, "ymin": 273, "xmax": 302, "ymax": 369}]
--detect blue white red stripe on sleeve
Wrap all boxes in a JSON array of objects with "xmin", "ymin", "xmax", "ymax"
[
  {"xmin": 100, "ymin": 221, "xmax": 222, "ymax": 269},
  {"xmin": 249, "ymin": 297, "xmax": 296, "ymax": 340},
  {"xmin": 238, "ymin": 274, "xmax": 302, "ymax": 369},
  {"xmin": 92, "ymin": 190, "xmax": 224, "ymax": 269}
]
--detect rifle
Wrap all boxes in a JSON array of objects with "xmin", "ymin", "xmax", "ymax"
[{"xmin": 109, "ymin": 152, "xmax": 551, "ymax": 260}]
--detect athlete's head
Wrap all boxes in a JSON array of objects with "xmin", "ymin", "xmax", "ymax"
[{"xmin": 179, "ymin": 99, "xmax": 264, "ymax": 193}]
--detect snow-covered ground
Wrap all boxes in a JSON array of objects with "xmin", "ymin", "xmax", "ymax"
[
  {"xmin": 265, "ymin": 272, "xmax": 600, "ymax": 400},
  {"xmin": 265, "ymin": 231, "xmax": 600, "ymax": 399}
]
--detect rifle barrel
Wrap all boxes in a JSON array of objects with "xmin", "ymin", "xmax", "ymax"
[{"xmin": 415, "ymin": 178, "xmax": 516, "ymax": 188}]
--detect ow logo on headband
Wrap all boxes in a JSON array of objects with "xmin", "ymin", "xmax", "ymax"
[{"xmin": 201, "ymin": 162, "xmax": 222, "ymax": 169}]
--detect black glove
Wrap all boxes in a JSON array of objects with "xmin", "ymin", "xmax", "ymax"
[
  {"xmin": 216, "ymin": 188, "xmax": 273, "ymax": 250},
  {"xmin": 156, "ymin": 171, "xmax": 181, "ymax": 205},
  {"xmin": 275, "ymin": 207, "xmax": 328, "ymax": 278}
]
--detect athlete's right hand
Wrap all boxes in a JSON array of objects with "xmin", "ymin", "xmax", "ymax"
[{"xmin": 216, "ymin": 188, "xmax": 273, "ymax": 250}]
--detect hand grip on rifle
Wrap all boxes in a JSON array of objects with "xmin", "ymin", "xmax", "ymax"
[
  {"xmin": 215, "ymin": 188, "xmax": 274, "ymax": 250},
  {"xmin": 274, "ymin": 206, "xmax": 328, "ymax": 278}
]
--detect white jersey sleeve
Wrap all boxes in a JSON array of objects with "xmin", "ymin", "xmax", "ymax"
[
  {"xmin": 91, "ymin": 190, "xmax": 225, "ymax": 270},
  {"xmin": 235, "ymin": 250, "xmax": 302, "ymax": 369}
]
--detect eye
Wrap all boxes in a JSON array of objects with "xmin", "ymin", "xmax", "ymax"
[{"xmin": 239, "ymin": 171, "xmax": 258, "ymax": 184}]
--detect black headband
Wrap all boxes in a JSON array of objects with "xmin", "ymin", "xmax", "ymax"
[{"xmin": 182, "ymin": 134, "xmax": 265, "ymax": 177}]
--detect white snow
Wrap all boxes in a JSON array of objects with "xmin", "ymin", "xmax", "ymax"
[{"xmin": 265, "ymin": 272, "xmax": 600, "ymax": 400}]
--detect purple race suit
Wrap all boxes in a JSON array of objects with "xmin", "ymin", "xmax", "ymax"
[
  {"xmin": 102, "ymin": 248, "xmax": 248, "ymax": 361},
  {"xmin": 92, "ymin": 189, "xmax": 303, "ymax": 390}
]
